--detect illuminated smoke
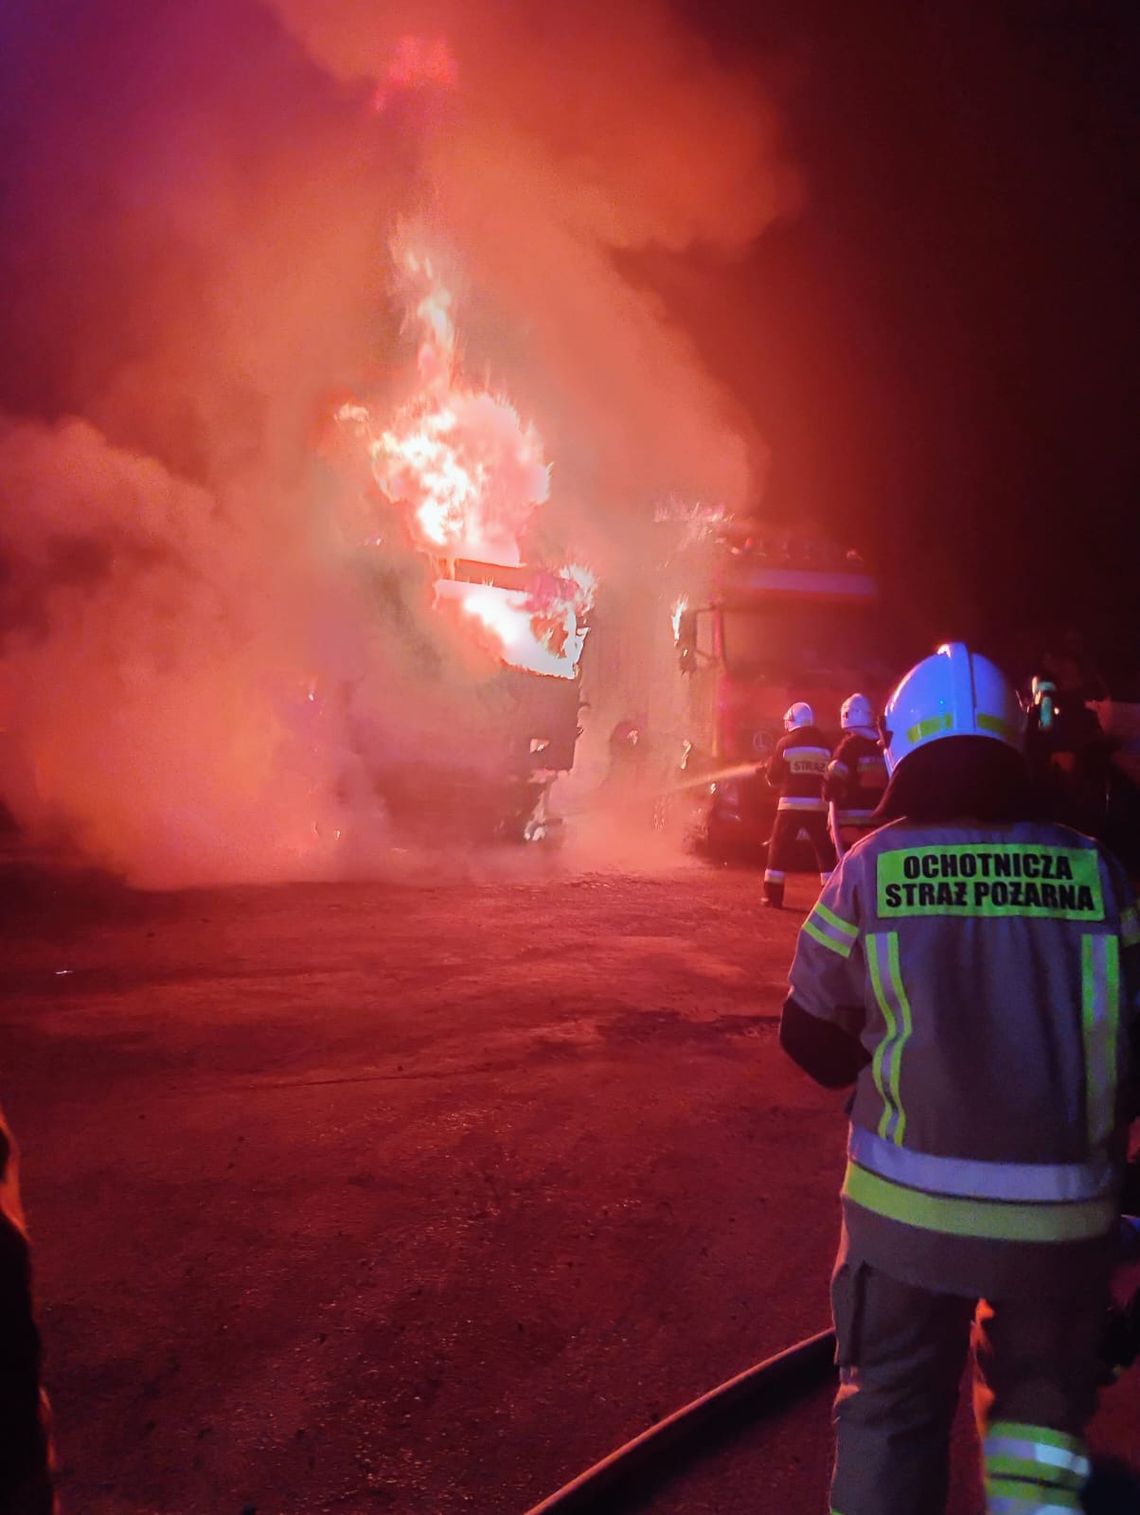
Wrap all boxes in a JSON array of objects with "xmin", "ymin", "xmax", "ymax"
[
  {"xmin": 0, "ymin": 0, "xmax": 792, "ymax": 884},
  {"xmin": 270, "ymin": 0, "xmax": 793, "ymax": 514}
]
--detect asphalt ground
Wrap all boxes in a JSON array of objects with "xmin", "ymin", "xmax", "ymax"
[{"xmin": 2, "ymin": 853, "xmax": 1137, "ymax": 1513}]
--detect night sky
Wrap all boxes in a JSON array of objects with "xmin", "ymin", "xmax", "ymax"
[{"xmin": 682, "ymin": 1, "xmax": 1140, "ymax": 675}]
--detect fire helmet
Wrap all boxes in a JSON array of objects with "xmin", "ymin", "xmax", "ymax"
[
  {"xmin": 784, "ymin": 701, "xmax": 814, "ymax": 731},
  {"xmin": 879, "ymin": 642, "xmax": 1025, "ymax": 775},
  {"xmin": 840, "ymin": 692, "xmax": 876, "ymax": 735}
]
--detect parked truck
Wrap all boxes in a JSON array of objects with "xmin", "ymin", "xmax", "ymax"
[{"xmin": 665, "ymin": 527, "xmax": 891, "ymax": 859}]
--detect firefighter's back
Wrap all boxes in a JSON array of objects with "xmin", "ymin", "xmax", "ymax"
[
  {"xmin": 781, "ymin": 643, "xmax": 1140, "ymax": 1515},
  {"xmin": 849, "ymin": 816, "xmax": 1118, "ymax": 1164}
]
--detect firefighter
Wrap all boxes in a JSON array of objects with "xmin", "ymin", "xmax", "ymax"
[
  {"xmin": 763, "ymin": 701, "xmax": 836, "ymax": 909},
  {"xmin": 778, "ymin": 643, "xmax": 1139, "ymax": 1515},
  {"xmin": 826, "ymin": 692, "xmax": 888, "ymax": 857},
  {"xmin": 0, "ymin": 1108, "xmax": 55, "ymax": 1513},
  {"xmin": 1026, "ymin": 677, "xmax": 1112, "ymax": 838}
]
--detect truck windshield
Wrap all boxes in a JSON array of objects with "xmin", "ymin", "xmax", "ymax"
[{"xmin": 720, "ymin": 601, "xmax": 885, "ymax": 686}]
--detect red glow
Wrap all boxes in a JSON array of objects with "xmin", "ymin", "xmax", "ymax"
[{"xmin": 372, "ymin": 35, "xmax": 458, "ymax": 112}]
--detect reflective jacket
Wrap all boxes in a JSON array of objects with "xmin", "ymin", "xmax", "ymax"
[
  {"xmin": 766, "ymin": 726, "xmax": 830, "ymax": 813},
  {"xmin": 825, "ymin": 732, "xmax": 888, "ymax": 826},
  {"xmin": 785, "ymin": 818, "xmax": 1140, "ymax": 1297}
]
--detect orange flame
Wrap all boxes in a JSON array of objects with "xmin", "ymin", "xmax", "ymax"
[
  {"xmin": 339, "ymin": 240, "xmax": 593, "ymax": 678},
  {"xmin": 671, "ymin": 594, "xmax": 688, "ymax": 643}
]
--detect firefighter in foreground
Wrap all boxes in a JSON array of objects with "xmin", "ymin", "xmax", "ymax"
[
  {"xmin": 826, "ymin": 693, "xmax": 889, "ymax": 858},
  {"xmin": 0, "ymin": 1108, "xmax": 54, "ymax": 1514},
  {"xmin": 779, "ymin": 643, "xmax": 1139, "ymax": 1515},
  {"xmin": 763, "ymin": 702, "xmax": 836, "ymax": 909}
]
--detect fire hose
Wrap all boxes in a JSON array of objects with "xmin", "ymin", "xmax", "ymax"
[{"xmin": 522, "ymin": 1327, "xmax": 836, "ymax": 1514}]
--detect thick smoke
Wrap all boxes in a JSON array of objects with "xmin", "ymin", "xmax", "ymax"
[{"xmin": 0, "ymin": 0, "xmax": 792, "ymax": 885}]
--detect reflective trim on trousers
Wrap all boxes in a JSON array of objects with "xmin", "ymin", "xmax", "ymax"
[
  {"xmin": 986, "ymin": 1491, "xmax": 1080, "ymax": 1513},
  {"xmin": 985, "ymin": 1420, "xmax": 1090, "ymax": 1512},
  {"xmin": 1081, "ymin": 933, "xmax": 1121, "ymax": 1150},
  {"xmin": 776, "ymin": 796, "xmax": 826, "ymax": 811},
  {"xmin": 848, "ymin": 1126, "xmax": 1115, "ymax": 1204},
  {"xmin": 835, "ymin": 808, "xmax": 875, "ymax": 825},
  {"xmin": 842, "ymin": 1160, "xmax": 1116, "ymax": 1243},
  {"xmin": 866, "ymin": 932, "xmax": 912, "ymax": 1144},
  {"xmin": 763, "ymin": 868, "xmax": 785, "ymax": 884}
]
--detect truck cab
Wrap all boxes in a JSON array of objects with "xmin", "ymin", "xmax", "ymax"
[{"xmin": 675, "ymin": 552, "xmax": 888, "ymax": 859}]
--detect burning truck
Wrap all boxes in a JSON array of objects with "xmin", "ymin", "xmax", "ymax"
[{"xmin": 325, "ymin": 242, "xmax": 595, "ymax": 845}]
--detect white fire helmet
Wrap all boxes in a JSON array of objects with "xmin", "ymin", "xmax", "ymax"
[
  {"xmin": 840, "ymin": 692, "xmax": 876, "ymax": 735},
  {"xmin": 784, "ymin": 701, "xmax": 814, "ymax": 731},
  {"xmin": 880, "ymin": 642, "xmax": 1025, "ymax": 775}
]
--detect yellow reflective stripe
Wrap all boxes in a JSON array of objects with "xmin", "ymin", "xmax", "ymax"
[
  {"xmin": 906, "ymin": 712, "xmax": 952, "ymax": 743},
  {"xmin": 802, "ymin": 916, "xmax": 850, "ymax": 958},
  {"xmin": 977, "ymin": 712, "xmax": 1018, "ymax": 741},
  {"xmin": 988, "ymin": 1423, "xmax": 1087, "ymax": 1456},
  {"xmin": 842, "ymin": 1161, "xmax": 1115, "ymax": 1242},
  {"xmin": 985, "ymin": 1425, "xmax": 1091, "ymax": 1500},
  {"xmin": 1122, "ymin": 903, "xmax": 1140, "ymax": 948},
  {"xmin": 803, "ymin": 903, "xmax": 858, "ymax": 960},
  {"xmin": 850, "ymin": 1126, "xmax": 1112, "ymax": 1202},
  {"xmin": 816, "ymin": 903, "xmax": 858, "ymax": 939},
  {"xmin": 985, "ymin": 1454, "xmax": 1086, "ymax": 1490},
  {"xmin": 986, "ymin": 1480, "xmax": 1080, "ymax": 1511},
  {"xmin": 867, "ymin": 934, "xmax": 911, "ymax": 1145},
  {"xmin": 1081, "ymin": 934, "xmax": 1121, "ymax": 1149},
  {"xmin": 990, "ymin": 1500, "xmax": 1080, "ymax": 1511},
  {"xmin": 885, "ymin": 936, "xmax": 913, "ymax": 1145},
  {"xmin": 867, "ymin": 937, "xmax": 898, "ymax": 1142}
]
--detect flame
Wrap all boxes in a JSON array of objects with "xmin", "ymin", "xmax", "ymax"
[
  {"xmin": 340, "ymin": 240, "xmax": 594, "ymax": 677},
  {"xmin": 671, "ymin": 595, "xmax": 688, "ymax": 643},
  {"xmin": 432, "ymin": 562, "xmax": 594, "ymax": 680},
  {"xmin": 460, "ymin": 585, "xmax": 581, "ymax": 680}
]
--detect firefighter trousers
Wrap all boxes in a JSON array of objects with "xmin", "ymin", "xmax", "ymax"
[
  {"xmin": 764, "ymin": 808, "xmax": 835, "ymax": 905},
  {"xmin": 829, "ymin": 1258, "xmax": 1104, "ymax": 1515}
]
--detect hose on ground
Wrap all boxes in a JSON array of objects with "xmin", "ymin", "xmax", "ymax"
[{"xmin": 522, "ymin": 1327, "xmax": 836, "ymax": 1514}]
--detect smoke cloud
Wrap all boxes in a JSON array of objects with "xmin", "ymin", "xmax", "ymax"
[{"xmin": 0, "ymin": 0, "xmax": 793, "ymax": 885}]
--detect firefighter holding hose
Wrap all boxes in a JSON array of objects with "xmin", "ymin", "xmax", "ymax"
[
  {"xmin": 779, "ymin": 643, "xmax": 1139, "ymax": 1515},
  {"xmin": 763, "ymin": 702, "xmax": 836, "ymax": 909}
]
